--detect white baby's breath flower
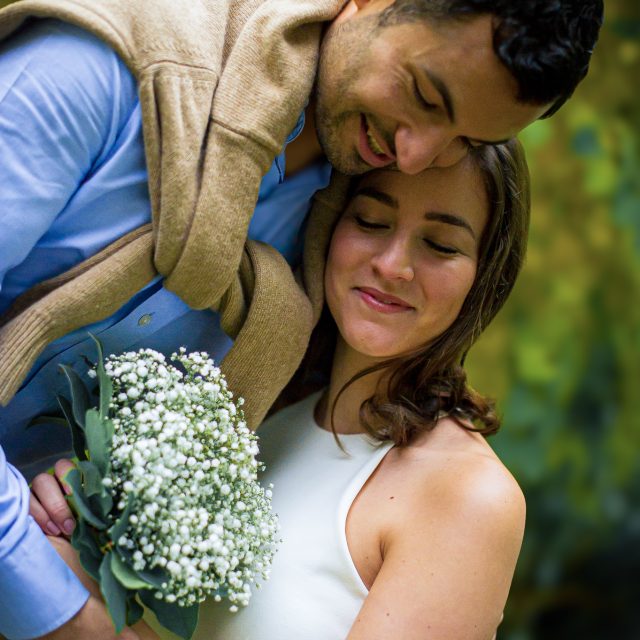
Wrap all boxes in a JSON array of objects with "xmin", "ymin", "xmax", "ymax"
[{"xmin": 102, "ymin": 348, "xmax": 278, "ymax": 610}]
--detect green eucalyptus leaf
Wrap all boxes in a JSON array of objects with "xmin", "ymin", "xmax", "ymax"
[
  {"xmin": 59, "ymin": 365, "xmax": 90, "ymax": 430},
  {"xmin": 140, "ymin": 589, "xmax": 199, "ymax": 640},
  {"xmin": 71, "ymin": 518, "xmax": 102, "ymax": 581},
  {"xmin": 64, "ymin": 468, "xmax": 107, "ymax": 530},
  {"xmin": 89, "ymin": 491, "xmax": 114, "ymax": 520},
  {"xmin": 126, "ymin": 593, "xmax": 144, "ymax": 627},
  {"xmin": 27, "ymin": 415, "xmax": 68, "ymax": 428},
  {"xmin": 99, "ymin": 552, "xmax": 128, "ymax": 634},
  {"xmin": 77, "ymin": 460, "xmax": 104, "ymax": 497},
  {"xmin": 85, "ymin": 409, "xmax": 111, "ymax": 476},
  {"xmin": 111, "ymin": 552, "xmax": 153, "ymax": 590},
  {"xmin": 89, "ymin": 332, "xmax": 105, "ymax": 362},
  {"xmin": 71, "ymin": 516, "xmax": 101, "ymax": 559},
  {"xmin": 115, "ymin": 543, "xmax": 134, "ymax": 564},
  {"xmin": 135, "ymin": 565, "xmax": 170, "ymax": 591},
  {"xmin": 78, "ymin": 544, "xmax": 102, "ymax": 582},
  {"xmin": 89, "ymin": 334, "xmax": 113, "ymax": 420},
  {"xmin": 109, "ymin": 550, "xmax": 170, "ymax": 592},
  {"xmin": 110, "ymin": 500, "xmax": 170, "ymax": 591},
  {"xmin": 57, "ymin": 395, "xmax": 88, "ymax": 461}
]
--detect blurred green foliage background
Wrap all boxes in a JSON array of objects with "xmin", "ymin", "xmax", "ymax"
[{"xmin": 466, "ymin": 1, "xmax": 640, "ymax": 637}]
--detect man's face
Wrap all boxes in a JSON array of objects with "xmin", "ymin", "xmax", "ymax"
[{"xmin": 315, "ymin": 0, "xmax": 551, "ymax": 175}]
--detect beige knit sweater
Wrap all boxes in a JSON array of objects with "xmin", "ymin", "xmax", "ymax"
[{"xmin": 0, "ymin": 0, "xmax": 351, "ymax": 427}]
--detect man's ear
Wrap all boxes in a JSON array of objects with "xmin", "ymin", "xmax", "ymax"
[{"xmin": 334, "ymin": 0, "xmax": 393, "ymax": 25}]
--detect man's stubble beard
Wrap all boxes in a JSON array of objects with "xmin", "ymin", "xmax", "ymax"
[
  {"xmin": 314, "ymin": 99, "xmax": 367, "ymax": 176},
  {"xmin": 313, "ymin": 17, "xmax": 376, "ymax": 176}
]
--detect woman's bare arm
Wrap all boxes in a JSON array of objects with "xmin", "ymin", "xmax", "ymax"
[{"xmin": 347, "ymin": 457, "xmax": 525, "ymax": 640}]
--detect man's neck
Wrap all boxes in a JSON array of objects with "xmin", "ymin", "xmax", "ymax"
[{"xmin": 285, "ymin": 100, "xmax": 325, "ymax": 177}]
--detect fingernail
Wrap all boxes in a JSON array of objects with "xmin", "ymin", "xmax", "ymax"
[
  {"xmin": 46, "ymin": 521, "xmax": 61, "ymax": 536},
  {"xmin": 63, "ymin": 518, "xmax": 76, "ymax": 535}
]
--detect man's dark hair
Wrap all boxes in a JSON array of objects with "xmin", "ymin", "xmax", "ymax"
[{"xmin": 379, "ymin": 0, "xmax": 604, "ymax": 117}]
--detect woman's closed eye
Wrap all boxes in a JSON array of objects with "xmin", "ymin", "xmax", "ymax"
[
  {"xmin": 354, "ymin": 215, "xmax": 389, "ymax": 230},
  {"xmin": 424, "ymin": 238, "xmax": 459, "ymax": 255},
  {"xmin": 355, "ymin": 214, "xmax": 462, "ymax": 255}
]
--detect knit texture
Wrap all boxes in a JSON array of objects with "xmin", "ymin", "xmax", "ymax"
[{"xmin": 0, "ymin": 0, "xmax": 350, "ymax": 427}]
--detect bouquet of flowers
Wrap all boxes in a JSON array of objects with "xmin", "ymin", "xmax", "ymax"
[{"xmin": 56, "ymin": 337, "xmax": 279, "ymax": 638}]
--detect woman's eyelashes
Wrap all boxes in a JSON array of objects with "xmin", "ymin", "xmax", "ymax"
[
  {"xmin": 354, "ymin": 215, "xmax": 461, "ymax": 256},
  {"xmin": 423, "ymin": 238, "xmax": 459, "ymax": 255},
  {"xmin": 354, "ymin": 214, "xmax": 388, "ymax": 230}
]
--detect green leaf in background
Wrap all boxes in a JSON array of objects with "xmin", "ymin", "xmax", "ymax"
[
  {"xmin": 64, "ymin": 467, "xmax": 107, "ymax": 530},
  {"xmin": 59, "ymin": 364, "xmax": 90, "ymax": 430},
  {"xmin": 85, "ymin": 409, "xmax": 113, "ymax": 476},
  {"xmin": 111, "ymin": 552, "xmax": 153, "ymax": 590},
  {"xmin": 57, "ymin": 395, "xmax": 88, "ymax": 461},
  {"xmin": 464, "ymin": 4, "xmax": 640, "ymax": 635},
  {"xmin": 140, "ymin": 589, "xmax": 199, "ymax": 640},
  {"xmin": 89, "ymin": 333, "xmax": 113, "ymax": 420},
  {"xmin": 99, "ymin": 552, "xmax": 128, "ymax": 634}
]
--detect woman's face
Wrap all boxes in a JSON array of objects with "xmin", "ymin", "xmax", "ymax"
[{"xmin": 325, "ymin": 158, "xmax": 488, "ymax": 360}]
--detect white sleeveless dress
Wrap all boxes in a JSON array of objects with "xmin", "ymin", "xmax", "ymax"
[{"xmin": 168, "ymin": 391, "xmax": 394, "ymax": 640}]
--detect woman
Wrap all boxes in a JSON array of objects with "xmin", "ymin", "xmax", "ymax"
[{"xmin": 31, "ymin": 139, "xmax": 529, "ymax": 639}]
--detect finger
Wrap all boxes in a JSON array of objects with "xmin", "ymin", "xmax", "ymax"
[
  {"xmin": 54, "ymin": 458, "xmax": 77, "ymax": 495},
  {"xmin": 120, "ymin": 625, "xmax": 143, "ymax": 640},
  {"xmin": 29, "ymin": 491, "xmax": 61, "ymax": 536},
  {"xmin": 31, "ymin": 472, "xmax": 76, "ymax": 536}
]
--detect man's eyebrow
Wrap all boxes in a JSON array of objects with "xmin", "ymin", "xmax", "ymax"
[
  {"xmin": 353, "ymin": 186, "xmax": 398, "ymax": 209},
  {"xmin": 425, "ymin": 211, "xmax": 476, "ymax": 239}
]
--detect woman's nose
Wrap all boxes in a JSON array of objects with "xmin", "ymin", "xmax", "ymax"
[{"xmin": 371, "ymin": 237, "xmax": 414, "ymax": 281}]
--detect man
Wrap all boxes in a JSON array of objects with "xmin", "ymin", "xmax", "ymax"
[{"xmin": 0, "ymin": 0, "xmax": 602, "ymax": 638}]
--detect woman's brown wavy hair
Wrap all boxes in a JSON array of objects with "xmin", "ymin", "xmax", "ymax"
[{"xmin": 279, "ymin": 138, "xmax": 530, "ymax": 445}]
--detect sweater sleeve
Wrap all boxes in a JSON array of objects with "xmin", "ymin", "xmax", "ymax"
[{"xmin": 0, "ymin": 18, "xmax": 137, "ymax": 297}]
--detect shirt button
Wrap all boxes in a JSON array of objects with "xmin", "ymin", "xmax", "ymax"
[{"xmin": 138, "ymin": 314, "xmax": 153, "ymax": 327}]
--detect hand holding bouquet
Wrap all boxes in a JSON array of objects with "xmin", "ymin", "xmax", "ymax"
[{"xmin": 54, "ymin": 338, "xmax": 279, "ymax": 638}]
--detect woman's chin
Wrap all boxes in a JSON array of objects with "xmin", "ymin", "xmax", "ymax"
[{"xmin": 342, "ymin": 331, "xmax": 407, "ymax": 361}]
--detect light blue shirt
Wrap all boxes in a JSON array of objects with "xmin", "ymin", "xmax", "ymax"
[{"xmin": 0, "ymin": 19, "xmax": 331, "ymax": 639}]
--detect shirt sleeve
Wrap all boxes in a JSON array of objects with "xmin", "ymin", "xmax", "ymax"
[
  {"xmin": 0, "ymin": 447, "xmax": 89, "ymax": 640},
  {"xmin": 0, "ymin": 18, "xmax": 137, "ymax": 294},
  {"xmin": 0, "ymin": 19, "xmax": 134, "ymax": 639}
]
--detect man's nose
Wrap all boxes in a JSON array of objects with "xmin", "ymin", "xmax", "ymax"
[{"xmin": 394, "ymin": 126, "xmax": 468, "ymax": 173}]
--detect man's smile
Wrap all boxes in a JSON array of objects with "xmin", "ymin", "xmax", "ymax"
[
  {"xmin": 366, "ymin": 125, "xmax": 385, "ymax": 156},
  {"xmin": 358, "ymin": 114, "xmax": 394, "ymax": 168}
]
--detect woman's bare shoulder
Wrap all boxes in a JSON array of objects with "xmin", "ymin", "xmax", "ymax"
[{"xmin": 385, "ymin": 416, "xmax": 526, "ymax": 541}]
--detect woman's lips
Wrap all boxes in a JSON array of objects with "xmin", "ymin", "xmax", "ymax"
[
  {"xmin": 358, "ymin": 115, "xmax": 394, "ymax": 168},
  {"xmin": 356, "ymin": 287, "xmax": 414, "ymax": 314}
]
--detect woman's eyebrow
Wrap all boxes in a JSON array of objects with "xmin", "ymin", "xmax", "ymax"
[
  {"xmin": 353, "ymin": 186, "xmax": 398, "ymax": 209},
  {"xmin": 425, "ymin": 211, "xmax": 476, "ymax": 239}
]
